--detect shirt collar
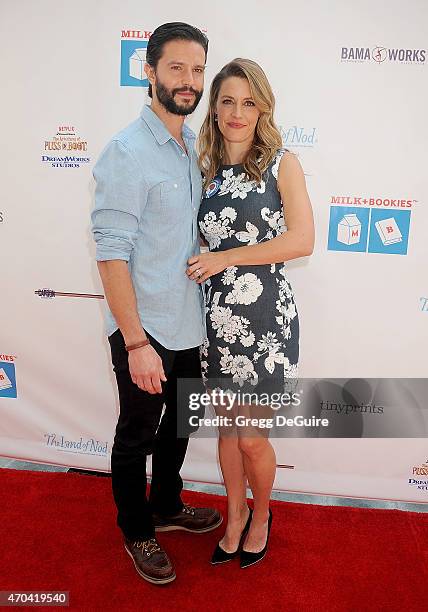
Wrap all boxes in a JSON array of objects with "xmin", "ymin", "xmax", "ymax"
[{"xmin": 140, "ymin": 104, "xmax": 196, "ymax": 146}]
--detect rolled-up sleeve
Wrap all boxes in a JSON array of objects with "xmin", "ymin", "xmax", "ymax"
[{"xmin": 91, "ymin": 139, "xmax": 148, "ymax": 262}]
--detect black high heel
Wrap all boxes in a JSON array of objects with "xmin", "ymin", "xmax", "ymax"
[
  {"xmin": 210, "ymin": 507, "xmax": 253, "ymax": 565},
  {"xmin": 240, "ymin": 508, "xmax": 272, "ymax": 568}
]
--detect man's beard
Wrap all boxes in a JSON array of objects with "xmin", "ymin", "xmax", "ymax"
[{"xmin": 155, "ymin": 78, "xmax": 203, "ymax": 116}]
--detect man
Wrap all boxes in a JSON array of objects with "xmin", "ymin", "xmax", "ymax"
[{"xmin": 91, "ymin": 22, "xmax": 221, "ymax": 585}]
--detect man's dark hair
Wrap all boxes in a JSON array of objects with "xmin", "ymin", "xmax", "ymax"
[{"xmin": 146, "ymin": 22, "xmax": 208, "ymax": 98}]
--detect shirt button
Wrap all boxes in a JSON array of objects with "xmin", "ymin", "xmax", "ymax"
[
  {"xmin": 182, "ymin": 153, "xmax": 186, "ymax": 157},
  {"xmin": 174, "ymin": 184, "xmax": 178, "ymax": 188}
]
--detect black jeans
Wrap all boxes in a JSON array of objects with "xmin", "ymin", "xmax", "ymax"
[{"xmin": 108, "ymin": 328, "xmax": 203, "ymax": 540}]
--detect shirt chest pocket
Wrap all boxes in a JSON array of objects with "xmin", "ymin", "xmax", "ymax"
[{"xmin": 159, "ymin": 176, "xmax": 189, "ymax": 220}]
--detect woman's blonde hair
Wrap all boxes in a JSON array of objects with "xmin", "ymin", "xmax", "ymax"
[{"xmin": 198, "ymin": 58, "xmax": 283, "ymax": 186}]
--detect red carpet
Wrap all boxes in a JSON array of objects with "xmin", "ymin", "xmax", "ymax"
[{"xmin": 1, "ymin": 468, "xmax": 427, "ymax": 611}]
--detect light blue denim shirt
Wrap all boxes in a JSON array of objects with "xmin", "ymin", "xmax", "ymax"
[{"xmin": 91, "ymin": 104, "xmax": 205, "ymax": 350}]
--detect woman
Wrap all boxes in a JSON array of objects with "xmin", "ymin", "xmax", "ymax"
[{"xmin": 186, "ymin": 59, "xmax": 314, "ymax": 568}]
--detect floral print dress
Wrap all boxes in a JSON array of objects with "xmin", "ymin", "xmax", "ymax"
[{"xmin": 198, "ymin": 149, "xmax": 299, "ymax": 393}]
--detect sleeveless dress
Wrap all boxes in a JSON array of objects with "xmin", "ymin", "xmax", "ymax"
[{"xmin": 198, "ymin": 149, "xmax": 299, "ymax": 394}]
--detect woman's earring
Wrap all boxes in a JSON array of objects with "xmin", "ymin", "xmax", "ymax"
[{"xmin": 214, "ymin": 114, "xmax": 218, "ymax": 121}]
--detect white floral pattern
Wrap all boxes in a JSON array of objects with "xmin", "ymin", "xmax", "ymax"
[
  {"xmin": 257, "ymin": 331, "xmax": 281, "ymax": 353},
  {"xmin": 225, "ymin": 273, "xmax": 263, "ymax": 305},
  {"xmin": 235, "ymin": 221, "xmax": 259, "ymax": 245},
  {"xmin": 199, "ymin": 207, "xmax": 236, "ymax": 250},
  {"xmin": 261, "ymin": 207, "xmax": 286, "ymax": 236},
  {"xmin": 218, "ymin": 347, "xmax": 259, "ymax": 387},
  {"xmin": 272, "ymin": 148, "xmax": 287, "ymax": 179},
  {"xmin": 199, "ymin": 149, "xmax": 299, "ymax": 389},
  {"xmin": 218, "ymin": 168, "xmax": 266, "ymax": 200},
  {"xmin": 221, "ymin": 266, "xmax": 238, "ymax": 285},
  {"xmin": 209, "ymin": 304, "xmax": 254, "ymax": 348}
]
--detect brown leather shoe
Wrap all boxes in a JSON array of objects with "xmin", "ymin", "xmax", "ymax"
[
  {"xmin": 153, "ymin": 503, "xmax": 223, "ymax": 533},
  {"xmin": 124, "ymin": 537, "xmax": 176, "ymax": 585}
]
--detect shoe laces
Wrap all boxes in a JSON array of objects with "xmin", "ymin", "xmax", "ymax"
[
  {"xmin": 134, "ymin": 538, "xmax": 161, "ymax": 557},
  {"xmin": 182, "ymin": 503, "xmax": 196, "ymax": 516}
]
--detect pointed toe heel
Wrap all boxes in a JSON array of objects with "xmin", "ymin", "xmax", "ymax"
[
  {"xmin": 211, "ymin": 507, "xmax": 253, "ymax": 565},
  {"xmin": 211, "ymin": 542, "xmax": 239, "ymax": 564},
  {"xmin": 240, "ymin": 509, "xmax": 272, "ymax": 569}
]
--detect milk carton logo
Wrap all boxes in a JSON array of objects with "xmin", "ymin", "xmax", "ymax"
[
  {"xmin": 328, "ymin": 207, "xmax": 370, "ymax": 253},
  {"xmin": 337, "ymin": 214, "xmax": 361, "ymax": 245},
  {"xmin": 120, "ymin": 30, "xmax": 151, "ymax": 87},
  {"xmin": 0, "ymin": 355, "xmax": 17, "ymax": 399},
  {"xmin": 129, "ymin": 48, "xmax": 147, "ymax": 80},
  {"xmin": 328, "ymin": 206, "xmax": 410, "ymax": 255}
]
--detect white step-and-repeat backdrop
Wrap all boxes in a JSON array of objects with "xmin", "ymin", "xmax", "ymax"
[{"xmin": 1, "ymin": 0, "xmax": 427, "ymax": 502}]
